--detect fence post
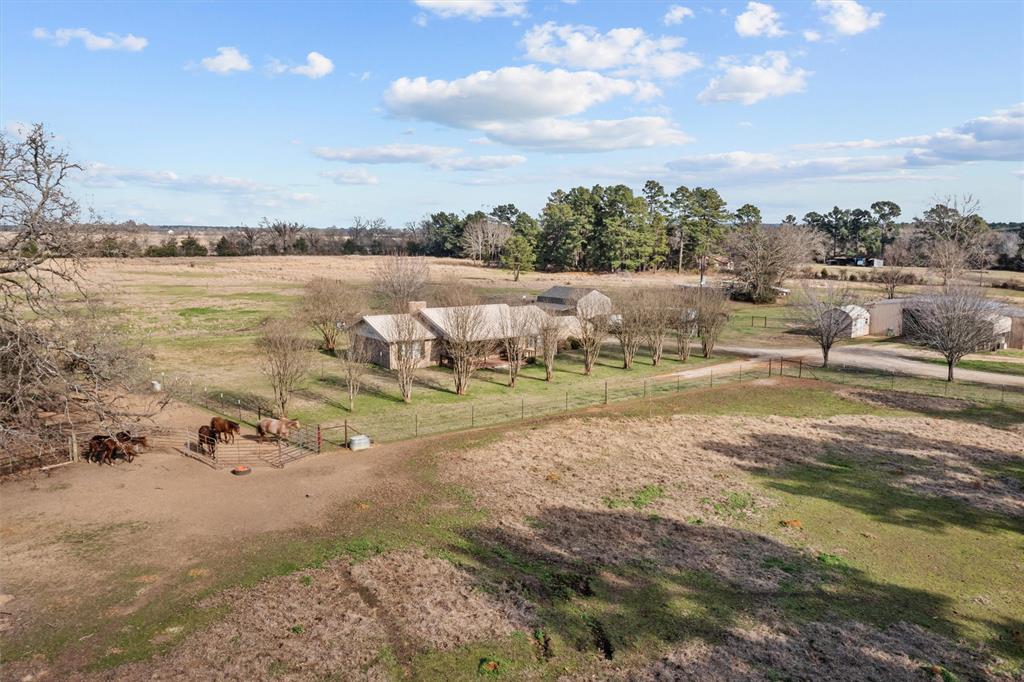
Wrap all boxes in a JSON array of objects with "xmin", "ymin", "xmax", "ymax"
[
  {"xmin": 798, "ymin": 360, "xmax": 803, "ymax": 379},
  {"xmin": 415, "ymin": 412, "xmax": 419, "ymax": 436},
  {"xmin": 258, "ymin": 405, "xmax": 262, "ymax": 421},
  {"xmin": 767, "ymin": 359, "xmax": 772, "ymax": 377},
  {"xmin": 344, "ymin": 420, "xmax": 348, "ymax": 446},
  {"xmin": 317, "ymin": 425, "xmax": 322, "ymax": 454},
  {"xmin": 565, "ymin": 391, "xmax": 569, "ymax": 411},
  {"xmin": 1001, "ymin": 385, "xmax": 1005, "ymax": 403},
  {"xmin": 471, "ymin": 405, "xmax": 475, "ymax": 427},
  {"xmin": 643, "ymin": 380, "xmax": 647, "ymax": 398},
  {"xmin": 521, "ymin": 397, "xmax": 525, "ymax": 420},
  {"xmin": 604, "ymin": 381, "xmax": 608, "ymax": 404},
  {"xmin": 891, "ymin": 370, "xmax": 895, "ymax": 391}
]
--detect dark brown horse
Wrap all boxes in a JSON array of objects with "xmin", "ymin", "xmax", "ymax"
[
  {"xmin": 209, "ymin": 417, "xmax": 240, "ymax": 444},
  {"xmin": 197, "ymin": 425, "xmax": 218, "ymax": 457},
  {"xmin": 86, "ymin": 435, "xmax": 135, "ymax": 465}
]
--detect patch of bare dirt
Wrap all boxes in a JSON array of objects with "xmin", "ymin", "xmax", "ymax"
[
  {"xmin": 349, "ymin": 549, "xmax": 531, "ymax": 651},
  {"xmin": 76, "ymin": 551, "xmax": 529, "ymax": 682},
  {"xmin": 616, "ymin": 619, "xmax": 997, "ymax": 681}
]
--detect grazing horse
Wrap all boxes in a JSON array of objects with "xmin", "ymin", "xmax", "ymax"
[
  {"xmin": 87, "ymin": 435, "xmax": 134, "ymax": 465},
  {"xmin": 197, "ymin": 425, "xmax": 218, "ymax": 457},
  {"xmin": 209, "ymin": 417, "xmax": 240, "ymax": 444},
  {"xmin": 256, "ymin": 418, "xmax": 299, "ymax": 443},
  {"xmin": 116, "ymin": 432, "xmax": 149, "ymax": 449}
]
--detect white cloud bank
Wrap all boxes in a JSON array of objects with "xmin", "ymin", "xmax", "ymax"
[
  {"xmin": 312, "ymin": 143, "xmax": 526, "ymax": 171},
  {"xmin": 321, "ymin": 169, "xmax": 380, "ymax": 185},
  {"xmin": 200, "ymin": 47, "xmax": 252, "ymax": 74},
  {"xmin": 522, "ymin": 22, "xmax": 701, "ymax": 79},
  {"xmin": 699, "ymin": 52, "xmax": 809, "ymax": 105},
  {"xmin": 413, "ymin": 0, "xmax": 527, "ymax": 20},
  {"xmin": 81, "ymin": 163, "xmax": 315, "ymax": 206},
  {"xmin": 665, "ymin": 104, "xmax": 1023, "ymax": 185},
  {"xmin": 734, "ymin": 2, "xmax": 786, "ymax": 38},
  {"xmin": 383, "ymin": 65, "xmax": 685, "ymax": 152},
  {"xmin": 269, "ymin": 51, "xmax": 335, "ymax": 78},
  {"xmin": 32, "ymin": 27, "xmax": 147, "ymax": 51}
]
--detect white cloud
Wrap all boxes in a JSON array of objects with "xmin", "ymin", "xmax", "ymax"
[
  {"xmin": 385, "ymin": 65, "xmax": 659, "ymax": 127},
  {"xmin": 32, "ymin": 27, "xmax": 147, "ymax": 51},
  {"xmin": 321, "ymin": 169, "xmax": 380, "ymax": 185},
  {"xmin": 814, "ymin": 0, "xmax": 883, "ymax": 36},
  {"xmin": 290, "ymin": 52, "xmax": 334, "ymax": 79},
  {"xmin": 698, "ymin": 52, "xmax": 809, "ymax": 105},
  {"xmin": 796, "ymin": 103, "xmax": 1024, "ymax": 163},
  {"xmin": 312, "ymin": 143, "xmax": 526, "ymax": 170},
  {"xmin": 413, "ymin": 0, "xmax": 527, "ymax": 20},
  {"xmin": 803, "ymin": 30, "xmax": 822, "ymax": 42},
  {"xmin": 734, "ymin": 2, "xmax": 785, "ymax": 38},
  {"xmin": 738, "ymin": 121, "xmax": 753, "ymax": 127},
  {"xmin": 666, "ymin": 151, "xmax": 906, "ymax": 183},
  {"xmin": 80, "ymin": 162, "xmax": 315, "ymax": 204},
  {"xmin": 521, "ymin": 22, "xmax": 701, "ymax": 79},
  {"xmin": 431, "ymin": 154, "xmax": 527, "ymax": 170},
  {"xmin": 478, "ymin": 117, "xmax": 690, "ymax": 152},
  {"xmin": 350, "ymin": 70, "xmax": 372, "ymax": 81},
  {"xmin": 3, "ymin": 121, "xmax": 32, "ymax": 141},
  {"xmin": 663, "ymin": 5, "xmax": 695, "ymax": 25},
  {"xmin": 313, "ymin": 143, "xmax": 459, "ymax": 164},
  {"xmin": 200, "ymin": 47, "xmax": 252, "ymax": 75}
]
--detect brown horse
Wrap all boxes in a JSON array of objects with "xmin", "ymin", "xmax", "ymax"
[
  {"xmin": 209, "ymin": 417, "xmax": 240, "ymax": 444},
  {"xmin": 116, "ymin": 432, "xmax": 149, "ymax": 449},
  {"xmin": 256, "ymin": 418, "xmax": 299, "ymax": 443},
  {"xmin": 87, "ymin": 435, "xmax": 134, "ymax": 465},
  {"xmin": 197, "ymin": 425, "xmax": 218, "ymax": 457}
]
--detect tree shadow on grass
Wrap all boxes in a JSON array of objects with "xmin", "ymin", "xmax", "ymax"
[
  {"xmin": 451, "ymin": 506, "xmax": 1007, "ymax": 678},
  {"xmin": 699, "ymin": 426, "xmax": 1023, "ymax": 533}
]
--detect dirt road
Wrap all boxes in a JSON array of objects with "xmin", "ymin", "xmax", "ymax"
[{"xmin": 666, "ymin": 343, "xmax": 1024, "ymax": 388}]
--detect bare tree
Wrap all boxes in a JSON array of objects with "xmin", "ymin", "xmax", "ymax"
[
  {"xmin": 234, "ymin": 225, "xmax": 263, "ymax": 255},
  {"xmin": 338, "ymin": 335, "xmax": 372, "ymax": 411},
  {"xmin": 674, "ymin": 288, "xmax": 699, "ymax": 362},
  {"xmin": 299, "ymin": 278, "xmax": 364, "ymax": 353},
  {"xmin": 498, "ymin": 305, "xmax": 537, "ymax": 388},
  {"xmin": 641, "ymin": 289, "xmax": 674, "ymax": 366},
  {"xmin": 261, "ymin": 218, "xmax": 305, "ymax": 254},
  {"xmin": 372, "ymin": 254, "xmax": 429, "ymax": 312},
  {"xmin": 575, "ymin": 296, "xmax": 611, "ymax": 375},
  {"xmin": 461, "ymin": 218, "xmax": 488, "ymax": 262},
  {"xmin": 793, "ymin": 283, "xmax": 858, "ymax": 368},
  {"xmin": 878, "ymin": 238, "xmax": 914, "ymax": 299},
  {"xmin": 695, "ymin": 288, "xmax": 730, "ymax": 358},
  {"xmin": 727, "ymin": 224, "xmax": 818, "ymax": 303},
  {"xmin": 904, "ymin": 286, "xmax": 1000, "ymax": 381},
  {"xmin": 927, "ymin": 238, "xmax": 970, "ymax": 286},
  {"xmin": 391, "ymin": 314, "xmax": 423, "ymax": 403},
  {"xmin": 257, "ymin": 318, "xmax": 311, "ymax": 417},
  {"xmin": 441, "ymin": 304, "xmax": 494, "ymax": 395},
  {"xmin": 1, "ymin": 123, "xmax": 143, "ymax": 453},
  {"xmin": 915, "ymin": 195, "xmax": 990, "ymax": 283},
  {"xmin": 538, "ymin": 315, "xmax": 561, "ymax": 381},
  {"xmin": 611, "ymin": 291, "xmax": 646, "ymax": 369}
]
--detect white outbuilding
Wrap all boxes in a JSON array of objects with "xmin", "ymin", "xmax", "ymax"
[{"xmin": 825, "ymin": 304, "xmax": 870, "ymax": 338}]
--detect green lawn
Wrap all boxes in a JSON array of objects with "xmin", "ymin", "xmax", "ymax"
[{"xmin": 918, "ymin": 357, "xmax": 1024, "ymax": 378}]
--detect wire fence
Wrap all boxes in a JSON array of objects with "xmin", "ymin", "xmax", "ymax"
[{"xmin": 340, "ymin": 361, "xmax": 768, "ymax": 444}]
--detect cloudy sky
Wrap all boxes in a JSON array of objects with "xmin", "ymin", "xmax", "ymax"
[{"xmin": 3, "ymin": 0, "xmax": 1022, "ymax": 226}]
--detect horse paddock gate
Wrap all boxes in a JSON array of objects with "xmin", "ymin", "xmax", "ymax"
[{"xmin": 148, "ymin": 425, "xmax": 324, "ymax": 470}]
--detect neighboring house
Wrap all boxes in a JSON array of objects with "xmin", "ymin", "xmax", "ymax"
[
  {"xmin": 352, "ymin": 313, "xmax": 437, "ymax": 369},
  {"xmin": 824, "ymin": 256, "xmax": 884, "ymax": 267},
  {"xmin": 824, "ymin": 305, "xmax": 870, "ymax": 338},
  {"xmin": 535, "ymin": 286, "xmax": 613, "ymax": 317},
  {"xmin": 900, "ymin": 305, "xmax": 1013, "ymax": 351}
]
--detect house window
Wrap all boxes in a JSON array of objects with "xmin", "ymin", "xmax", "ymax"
[{"xmin": 398, "ymin": 341, "xmax": 423, "ymax": 359}]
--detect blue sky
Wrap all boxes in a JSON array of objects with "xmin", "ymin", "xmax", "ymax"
[{"xmin": 3, "ymin": 0, "xmax": 1022, "ymax": 226}]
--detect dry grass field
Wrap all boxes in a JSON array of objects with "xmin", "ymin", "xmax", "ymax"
[{"xmin": 2, "ymin": 378, "xmax": 1022, "ymax": 680}]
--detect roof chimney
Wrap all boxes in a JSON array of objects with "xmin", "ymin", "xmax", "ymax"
[{"xmin": 407, "ymin": 300, "xmax": 426, "ymax": 314}]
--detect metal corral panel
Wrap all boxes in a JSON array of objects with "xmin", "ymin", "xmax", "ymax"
[{"xmin": 348, "ymin": 435, "xmax": 371, "ymax": 451}]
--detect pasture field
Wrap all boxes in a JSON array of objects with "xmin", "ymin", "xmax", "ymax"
[
  {"xmin": 77, "ymin": 257, "xmax": 1024, "ymax": 430},
  {"xmin": 1, "ymin": 378, "xmax": 1022, "ymax": 680}
]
